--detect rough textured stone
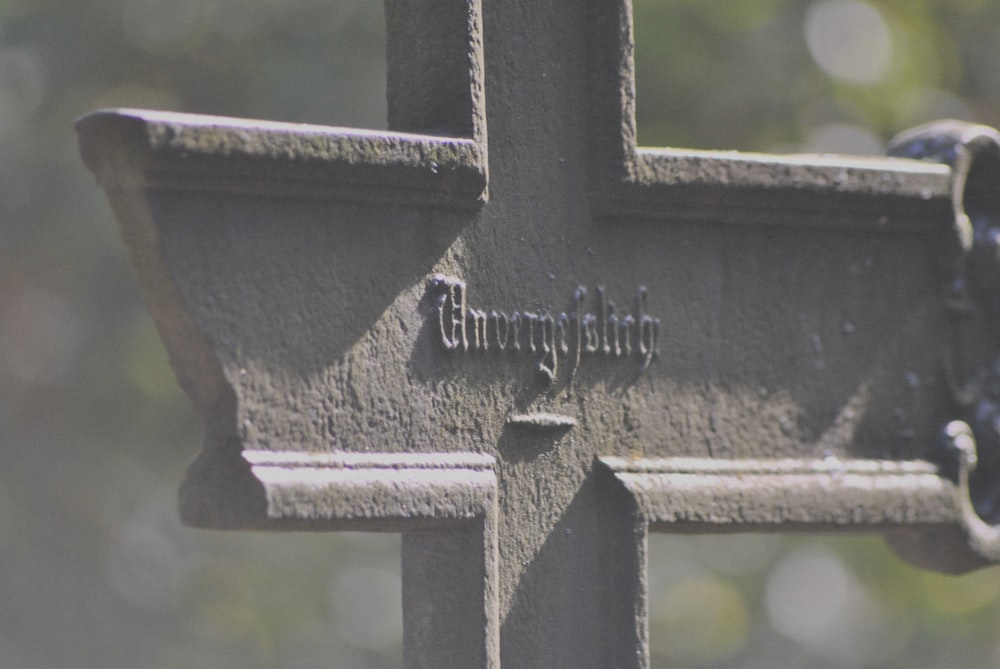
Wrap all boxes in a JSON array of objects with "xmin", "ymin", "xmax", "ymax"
[{"xmin": 78, "ymin": 0, "xmax": 1000, "ymax": 666}]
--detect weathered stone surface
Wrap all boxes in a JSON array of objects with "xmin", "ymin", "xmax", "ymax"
[{"xmin": 78, "ymin": 0, "xmax": 1000, "ymax": 666}]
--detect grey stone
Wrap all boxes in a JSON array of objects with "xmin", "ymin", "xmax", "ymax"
[{"xmin": 78, "ymin": 1, "xmax": 1000, "ymax": 666}]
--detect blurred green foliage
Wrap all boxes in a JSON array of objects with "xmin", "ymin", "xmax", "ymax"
[
  {"xmin": 3, "ymin": 0, "xmax": 1000, "ymax": 667},
  {"xmin": 635, "ymin": 0, "xmax": 1000, "ymax": 153}
]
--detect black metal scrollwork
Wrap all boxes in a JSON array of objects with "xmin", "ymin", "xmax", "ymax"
[{"xmin": 890, "ymin": 120, "xmax": 1000, "ymax": 556}]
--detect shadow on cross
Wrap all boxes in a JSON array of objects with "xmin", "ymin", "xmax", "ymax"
[
  {"xmin": 151, "ymin": 165, "xmax": 949, "ymax": 465},
  {"xmin": 401, "ymin": 217, "xmax": 951, "ymax": 464},
  {"xmin": 152, "ymin": 192, "xmax": 469, "ymax": 374}
]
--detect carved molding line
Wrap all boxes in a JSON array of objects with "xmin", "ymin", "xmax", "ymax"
[
  {"xmin": 589, "ymin": 0, "xmax": 954, "ymax": 231},
  {"xmin": 180, "ymin": 448, "xmax": 497, "ymax": 531},
  {"xmin": 598, "ymin": 455, "xmax": 956, "ymax": 531},
  {"xmin": 77, "ymin": 0, "xmax": 488, "ymax": 207}
]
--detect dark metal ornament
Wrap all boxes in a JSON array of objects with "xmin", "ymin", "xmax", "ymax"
[{"xmin": 890, "ymin": 120, "xmax": 1000, "ymax": 562}]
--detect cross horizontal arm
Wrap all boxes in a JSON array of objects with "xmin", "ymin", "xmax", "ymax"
[
  {"xmin": 600, "ymin": 147, "xmax": 953, "ymax": 230},
  {"xmin": 180, "ymin": 448, "xmax": 496, "ymax": 531},
  {"xmin": 599, "ymin": 455, "xmax": 956, "ymax": 530},
  {"xmin": 77, "ymin": 109, "xmax": 487, "ymax": 207}
]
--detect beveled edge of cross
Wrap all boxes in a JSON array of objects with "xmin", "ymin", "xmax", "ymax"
[
  {"xmin": 587, "ymin": 0, "xmax": 957, "ymax": 232},
  {"xmin": 77, "ymin": 0, "xmax": 488, "ymax": 209},
  {"xmin": 600, "ymin": 455, "xmax": 955, "ymax": 527},
  {"xmin": 76, "ymin": 110, "xmax": 487, "ymax": 208},
  {"xmin": 179, "ymin": 448, "xmax": 496, "ymax": 530}
]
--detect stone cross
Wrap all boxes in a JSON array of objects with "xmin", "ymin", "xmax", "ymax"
[{"xmin": 78, "ymin": 1, "xmax": 1000, "ymax": 667}]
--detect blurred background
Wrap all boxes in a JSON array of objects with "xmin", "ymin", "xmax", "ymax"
[{"xmin": 3, "ymin": 0, "xmax": 1000, "ymax": 667}]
